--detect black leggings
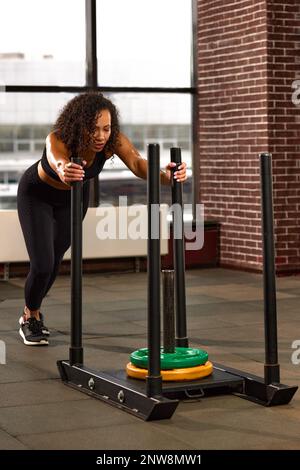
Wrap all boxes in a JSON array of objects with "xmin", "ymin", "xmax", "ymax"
[{"xmin": 17, "ymin": 161, "xmax": 90, "ymax": 310}]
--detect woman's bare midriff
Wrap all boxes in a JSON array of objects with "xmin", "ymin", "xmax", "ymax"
[
  {"xmin": 37, "ymin": 162, "xmax": 71, "ymax": 190},
  {"xmin": 37, "ymin": 152, "xmax": 112, "ymax": 190}
]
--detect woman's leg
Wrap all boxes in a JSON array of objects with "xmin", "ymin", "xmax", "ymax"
[
  {"xmin": 17, "ymin": 172, "xmax": 56, "ymax": 345},
  {"xmin": 42, "ymin": 181, "xmax": 91, "ymax": 298},
  {"xmin": 17, "ymin": 191, "xmax": 55, "ymax": 313},
  {"xmin": 41, "ymin": 203, "xmax": 71, "ymax": 298}
]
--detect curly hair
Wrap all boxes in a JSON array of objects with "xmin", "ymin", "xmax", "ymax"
[{"xmin": 53, "ymin": 92, "xmax": 120, "ymax": 158}]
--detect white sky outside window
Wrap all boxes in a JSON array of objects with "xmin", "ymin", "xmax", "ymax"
[{"xmin": 97, "ymin": 0, "xmax": 192, "ymax": 87}]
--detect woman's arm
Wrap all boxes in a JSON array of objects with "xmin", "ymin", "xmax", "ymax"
[
  {"xmin": 46, "ymin": 132, "xmax": 70, "ymax": 170},
  {"xmin": 45, "ymin": 132, "xmax": 86, "ymax": 183},
  {"xmin": 115, "ymin": 133, "xmax": 187, "ymax": 186}
]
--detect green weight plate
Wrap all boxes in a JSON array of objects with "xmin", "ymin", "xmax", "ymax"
[{"xmin": 130, "ymin": 347, "xmax": 208, "ymax": 370}]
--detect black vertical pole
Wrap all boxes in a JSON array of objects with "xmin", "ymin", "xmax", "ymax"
[
  {"xmin": 191, "ymin": 0, "xmax": 199, "ymax": 223},
  {"xmin": 85, "ymin": 0, "xmax": 99, "ymax": 207},
  {"xmin": 69, "ymin": 157, "xmax": 84, "ymax": 366},
  {"xmin": 162, "ymin": 270, "xmax": 175, "ymax": 354},
  {"xmin": 259, "ymin": 153, "xmax": 280, "ymax": 384},
  {"xmin": 170, "ymin": 147, "xmax": 188, "ymax": 348},
  {"xmin": 146, "ymin": 144, "xmax": 162, "ymax": 397}
]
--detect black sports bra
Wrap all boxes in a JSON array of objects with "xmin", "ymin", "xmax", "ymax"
[{"xmin": 40, "ymin": 146, "xmax": 107, "ymax": 183}]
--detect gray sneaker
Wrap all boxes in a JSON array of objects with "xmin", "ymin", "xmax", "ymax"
[{"xmin": 19, "ymin": 316, "xmax": 49, "ymax": 346}]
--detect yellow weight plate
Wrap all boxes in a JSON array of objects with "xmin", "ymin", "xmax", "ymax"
[{"xmin": 126, "ymin": 361, "xmax": 213, "ymax": 382}]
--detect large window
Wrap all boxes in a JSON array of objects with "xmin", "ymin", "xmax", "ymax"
[
  {"xmin": 0, "ymin": 0, "xmax": 85, "ymax": 86},
  {"xmin": 0, "ymin": 1, "xmax": 195, "ymax": 211}
]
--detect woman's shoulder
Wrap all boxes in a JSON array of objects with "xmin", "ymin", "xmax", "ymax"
[{"xmin": 46, "ymin": 131, "xmax": 71, "ymax": 158}]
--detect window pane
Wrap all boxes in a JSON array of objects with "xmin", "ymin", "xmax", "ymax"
[
  {"xmin": 97, "ymin": 0, "xmax": 192, "ymax": 87},
  {"xmin": 0, "ymin": 0, "xmax": 85, "ymax": 86},
  {"xmin": 100, "ymin": 92, "xmax": 192, "ymax": 209},
  {"xmin": 0, "ymin": 92, "xmax": 192, "ymax": 213},
  {"xmin": 0, "ymin": 93, "xmax": 75, "ymax": 209}
]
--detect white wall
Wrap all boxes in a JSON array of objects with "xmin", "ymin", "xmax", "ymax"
[{"xmin": 0, "ymin": 206, "xmax": 169, "ymax": 262}]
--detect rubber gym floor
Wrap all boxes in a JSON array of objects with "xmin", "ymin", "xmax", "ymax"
[{"xmin": 0, "ymin": 268, "xmax": 299, "ymax": 450}]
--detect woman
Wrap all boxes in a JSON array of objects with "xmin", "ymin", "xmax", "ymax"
[{"xmin": 17, "ymin": 92, "xmax": 187, "ymax": 346}]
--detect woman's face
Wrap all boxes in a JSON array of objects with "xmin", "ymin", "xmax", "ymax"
[{"xmin": 90, "ymin": 109, "xmax": 112, "ymax": 152}]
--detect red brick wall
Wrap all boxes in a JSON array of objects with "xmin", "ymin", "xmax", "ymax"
[
  {"xmin": 266, "ymin": 0, "xmax": 300, "ymax": 273},
  {"xmin": 196, "ymin": 0, "xmax": 300, "ymax": 272}
]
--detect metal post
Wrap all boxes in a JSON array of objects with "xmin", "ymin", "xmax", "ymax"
[
  {"xmin": 191, "ymin": 0, "xmax": 199, "ymax": 223},
  {"xmin": 170, "ymin": 147, "xmax": 188, "ymax": 347},
  {"xmin": 162, "ymin": 270, "xmax": 175, "ymax": 353},
  {"xmin": 146, "ymin": 144, "xmax": 162, "ymax": 397},
  {"xmin": 85, "ymin": 0, "xmax": 99, "ymax": 207},
  {"xmin": 260, "ymin": 153, "xmax": 280, "ymax": 384},
  {"xmin": 69, "ymin": 156, "xmax": 84, "ymax": 366}
]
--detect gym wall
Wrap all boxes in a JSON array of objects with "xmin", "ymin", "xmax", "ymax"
[{"xmin": 196, "ymin": 0, "xmax": 300, "ymax": 273}]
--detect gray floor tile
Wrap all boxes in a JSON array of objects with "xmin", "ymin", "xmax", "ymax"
[
  {"xmin": 0, "ymin": 268, "xmax": 300, "ymax": 450},
  {"xmin": 0, "ymin": 428, "xmax": 29, "ymax": 450},
  {"xmin": 17, "ymin": 422, "xmax": 195, "ymax": 450},
  {"xmin": 162, "ymin": 396, "xmax": 300, "ymax": 450},
  {"xmin": 0, "ymin": 399, "xmax": 136, "ymax": 436},
  {"xmin": 0, "ymin": 379, "xmax": 90, "ymax": 408}
]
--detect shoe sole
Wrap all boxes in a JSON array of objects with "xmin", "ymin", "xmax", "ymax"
[
  {"xmin": 18, "ymin": 318, "xmax": 49, "ymax": 346},
  {"xmin": 19, "ymin": 316, "xmax": 50, "ymax": 337}
]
